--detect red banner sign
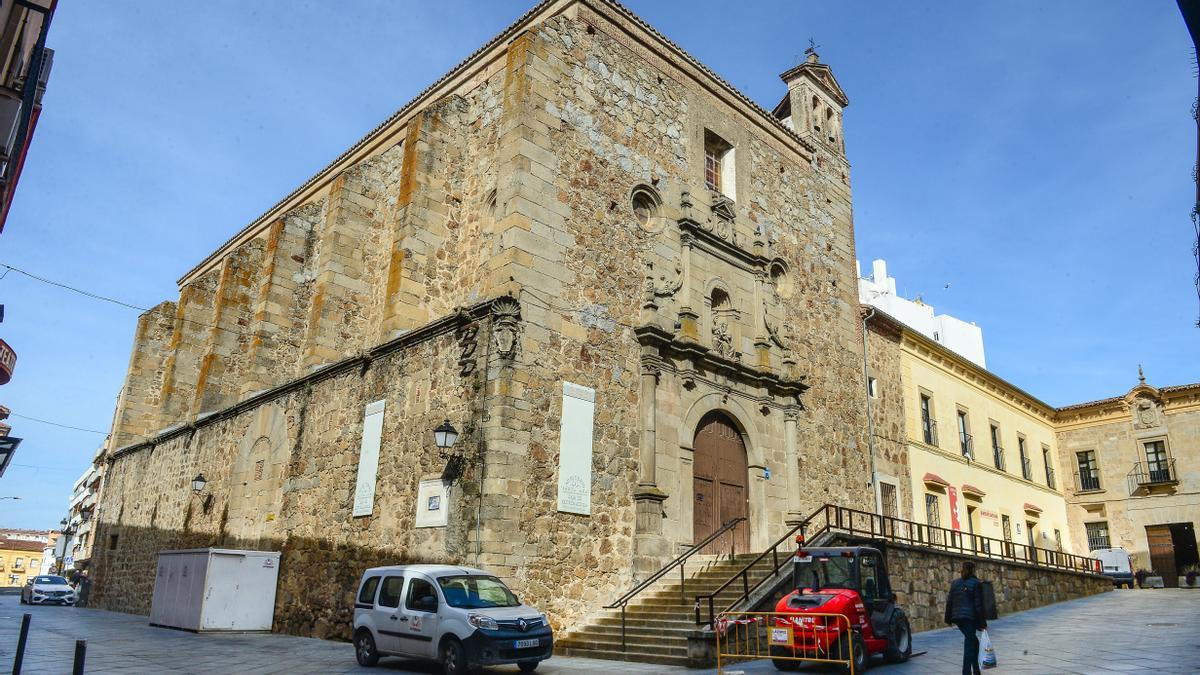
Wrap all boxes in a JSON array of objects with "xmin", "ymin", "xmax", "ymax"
[{"xmin": 948, "ymin": 486, "xmax": 961, "ymax": 531}]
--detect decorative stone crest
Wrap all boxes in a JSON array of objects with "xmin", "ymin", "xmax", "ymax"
[
  {"xmin": 643, "ymin": 261, "xmax": 684, "ymax": 304},
  {"xmin": 491, "ymin": 296, "xmax": 522, "ymax": 360}
]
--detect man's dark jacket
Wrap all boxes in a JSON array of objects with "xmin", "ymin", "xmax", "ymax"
[{"xmin": 944, "ymin": 575, "xmax": 986, "ymax": 624}]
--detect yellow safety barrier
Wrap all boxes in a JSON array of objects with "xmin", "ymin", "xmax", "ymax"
[{"xmin": 715, "ymin": 611, "xmax": 858, "ymax": 674}]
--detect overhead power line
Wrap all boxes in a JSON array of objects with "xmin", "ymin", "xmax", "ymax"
[
  {"xmin": 8, "ymin": 412, "xmax": 108, "ymax": 435},
  {"xmin": 0, "ymin": 263, "xmax": 301, "ymax": 348}
]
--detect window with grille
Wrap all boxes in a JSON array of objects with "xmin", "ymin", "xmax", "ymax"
[
  {"xmin": 925, "ymin": 494, "xmax": 940, "ymax": 528},
  {"xmin": 254, "ymin": 459, "xmax": 265, "ymax": 481},
  {"xmin": 1076, "ymin": 450, "xmax": 1100, "ymax": 491},
  {"xmin": 957, "ymin": 410, "xmax": 972, "ymax": 459},
  {"xmin": 1085, "ymin": 522, "xmax": 1110, "ymax": 551},
  {"xmin": 704, "ymin": 147, "xmax": 721, "ymax": 191},
  {"xmin": 880, "ymin": 482, "xmax": 898, "ymax": 519},
  {"xmin": 1001, "ymin": 515, "xmax": 1012, "ymax": 541},
  {"xmin": 1018, "ymin": 435, "xmax": 1031, "ymax": 480}
]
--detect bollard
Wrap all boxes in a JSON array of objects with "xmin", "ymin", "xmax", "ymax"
[
  {"xmin": 72, "ymin": 639, "xmax": 87, "ymax": 675},
  {"xmin": 13, "ymin": 612, "xmax": 31, "ymax": 675}
]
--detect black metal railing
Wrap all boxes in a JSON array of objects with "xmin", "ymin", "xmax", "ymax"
[
  {"xmin": 1127, "ymin": 459, "xmax": 1177, "ymax": 493},
  {"xmin": 1046, "ymin": 465, "xmax": 1056, "ymax": 490},
  {"xmin": 604, "ymin": 516, "xmax": 745, "ymax": 651},
  {"xmin": 693, "ymin": 504, "xmax": 1102, "ymax": 627},
  {"xmin": 992, "ymin": 445, "xmax": 1006, "ymax": 471},
  {"xmin": 1075, "ymin": 469, "xmax": 1101, "ymax": 492},
  {"xmin": 960, "ymin": 433, "xmax": 974, "ymax": 460},
  {"xmin": 1021, "ymin": 455, "xmax": 1033, "ymax": 481},
  {"xmin": 922, "ymin": 418, "xmax": 938, "ymax": 445}
]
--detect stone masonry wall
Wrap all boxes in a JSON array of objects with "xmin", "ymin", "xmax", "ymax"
[
  {"xmin": 865, "ymin": 315, "xmax": 914, "ymax": 521},
  {"xmin": 883, "ymin": 540, "xmax": 1111, "ymax": 633}
]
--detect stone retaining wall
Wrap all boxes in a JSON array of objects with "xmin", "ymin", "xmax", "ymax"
[{"xmin": 884, "ymin": 540, "xmax": 1111, "ymax": 632}]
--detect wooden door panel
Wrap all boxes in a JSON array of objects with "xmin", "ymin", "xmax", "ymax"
[
  {"xmin": 1147, "ymin": 525, "xmax": 1177, "ymax": 586},
  {"xmin": 694, "ymin": 478, "xmax": 715, "ymax": 552},
  {"xmin": 693, "ymin": 412, "xmax": 750, "ymax": 554}
]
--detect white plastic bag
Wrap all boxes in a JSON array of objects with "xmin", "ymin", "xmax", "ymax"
[{"xmin": 978, "ymin": 629, "xmax": 997, "ymax": 669}]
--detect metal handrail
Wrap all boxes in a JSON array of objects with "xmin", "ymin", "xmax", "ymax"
[
  {"xmin": 992, "ymin": 445, "xmax": 1006, "ymax": 471},
  {"xmin": 604, "ymin": 516, "xmax": 745, "ymax": 651},
  {"xmin": 922, "ymin": 417, "xmax": 938, "ymax": 445},
  {"xmin": 1046, "ymin": 465, "xmax": 1056, "ymax": 489},
  {"xmin": 1021, "ymin": 455, "xmax": 1033, "ymax": 481},
  {"xmin": 693, "ymin": 504, "xmax": 831, "ymax": 627},
  {"xmin": 694, "ymin": 503, "xmax": 1103, "ymax": 627}
]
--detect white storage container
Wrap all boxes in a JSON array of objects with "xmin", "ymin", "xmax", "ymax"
[{"xmin": 149, "ymin": 548, "xmax": 281, "ymax": 632}]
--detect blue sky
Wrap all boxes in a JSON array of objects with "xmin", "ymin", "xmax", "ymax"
[{"xmin": 0, "ymin": 1, "xmax": 1194, "ymax": 528}]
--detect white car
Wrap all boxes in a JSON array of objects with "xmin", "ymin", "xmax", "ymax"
[
  {"xmin": 20, "ymin": 575, "xmax": 77, "ymax": 605},
  {"xmin": 352, "ymin": 564, "xmax": 552, "ymax": 674}
]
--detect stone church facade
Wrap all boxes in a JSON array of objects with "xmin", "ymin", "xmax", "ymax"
[{"xmin": 90, "ymin": 0, "xmax": 881, "ymax": 637}]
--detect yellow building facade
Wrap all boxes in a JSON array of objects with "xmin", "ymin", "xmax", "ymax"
[
  {"xmin": 0, "ymin": 538, "xmax": 45, "ymax": 587},
  {"xmin": 886, "ymin": 319, "xmax": 1075, "ymax": 558}
]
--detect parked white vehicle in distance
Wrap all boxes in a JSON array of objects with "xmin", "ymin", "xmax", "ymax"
[
  {"xmin": 1091, "ymin": 547, "xmax": 1134, "ymax": 587},
  {"xmin": 20, "ymin": 575, "xmax": 77, "ymax": 605},
  {"xmin": 352, "ymin": 564, "xmax": 552, "ymax": 674}
]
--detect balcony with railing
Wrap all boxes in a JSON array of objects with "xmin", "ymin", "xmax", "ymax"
[
  {"xmin": 1127, "ymin": 459, "xmax": 1177, "ymax": 494},
  {"xmin": 922, "ymin": 417, "xmax": 938, "ymax": 446},
  {"xmin": 1074, "ymin": 468, "xmax": 1102, "ymax": 493},
  {"xmin": 959, "ymin": 432, "xmax": 973, "ymax": 460},
  {"xmin": 1021, "ymin": 455, "xmax": 1033, "ymax": 481},
  {"xmin": 992, "ymin": 445, "xmax": 1006, "ymax": 471},
  {"xmin": 1046, "ymin": 465, "xmax": 1056, "ymax": 490}
]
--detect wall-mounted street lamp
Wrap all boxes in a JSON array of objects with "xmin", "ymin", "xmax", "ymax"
[
  {"xmin": 433, "ymin": 420, "xmax": 460, "ymax": 459},
  {"xmin": 191, "ymin": 473, "xmax": 208, "ymax": 494}
]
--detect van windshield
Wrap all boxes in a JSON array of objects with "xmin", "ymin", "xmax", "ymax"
[{"xmin": 436, "ymin": 574, "xmax": 520, "ymax": 609}]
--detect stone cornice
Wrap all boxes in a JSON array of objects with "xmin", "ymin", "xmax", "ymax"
[
  {"xmin": 898, "ymin": 331, "xmax": 1056, "ymax": 424},
  {"xmin": 909, "ymin": 440, "xmax": 1066, "ymax": 500},
  {"xmin": 109, "ymin": 299, "xmax": 502, "ymax": 461},
  {"xmin": 634, "ymin": 324, "xmax": 807, "ymax": 404}
]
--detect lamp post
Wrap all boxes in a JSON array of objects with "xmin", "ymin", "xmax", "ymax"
[{"xmin": 191, "ymin": 473, "xmax": 207, "ymax": 494}]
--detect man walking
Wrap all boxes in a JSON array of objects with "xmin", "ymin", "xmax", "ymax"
[{"xmin": 944, "ymin": 560, "xmax": 987, "ymax": 675}]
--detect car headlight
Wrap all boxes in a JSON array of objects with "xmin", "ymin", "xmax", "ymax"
[
  {"xmin": 468, "ymin": 614, "xmax": 499, "ymax": 630},
  {"xmin": 540, "ymin": 613, "xmax": 549, "ymax": 627}
]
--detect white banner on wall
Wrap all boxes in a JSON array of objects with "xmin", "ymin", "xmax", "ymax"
[
  {"xmin": 352, "ymin": 400, "xmax": 386, "ymax": 517},
  {"xmin": 557, "ymin": 381, "xmax": 595, "ymax": 515}
]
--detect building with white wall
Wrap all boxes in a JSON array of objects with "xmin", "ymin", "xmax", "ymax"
[{"xmin": 858, "ymin": 259, "xmax": 986, "ymax": 368}]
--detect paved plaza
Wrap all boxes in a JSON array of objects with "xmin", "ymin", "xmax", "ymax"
[{"xmin": 0, "ymin": 589, "xmax": 1197, "ymax": 674}]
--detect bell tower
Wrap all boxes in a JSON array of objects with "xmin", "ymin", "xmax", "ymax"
[{"xmin": 778, "ymin": 48, "xmax": 849, "ymax": 155}]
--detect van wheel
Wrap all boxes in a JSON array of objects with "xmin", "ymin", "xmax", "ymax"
[
  {"xmin": 884, "ymin": 614, "xmax": 912, "ymax": 663},
  {"xmin": 441, "ymin": 638, "xmax": 469, "ymax": 675},
  {"xmin": 518, "ymin": 661, "xmax": 540, "ymax": 673},
  {"xmin": 354, "ymin": 630, "xmax": 379, "ymax": 667}
]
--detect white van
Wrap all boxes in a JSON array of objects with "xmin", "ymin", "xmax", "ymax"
[
  {"xmin": 352, "ymin": 564, "xmax": 552, "ymax": 674},
  {"xmin": 1091, "ymin": 547, "xmax": 1134, "ymax": 588}
]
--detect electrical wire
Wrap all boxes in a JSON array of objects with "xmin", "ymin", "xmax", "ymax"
[
  {"xmin": 8, "ymin": 413, "xmax": 108, "ymax": 435},
  {"xmin": 0, "ymin": 263, "xmax": 302, "ymax": 348}
]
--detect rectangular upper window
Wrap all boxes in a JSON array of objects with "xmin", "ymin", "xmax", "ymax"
[
  {"xmin": 1076, "ymin": 450, "xmax": 1100, "ymax": 491},
  {"xmin": 919, "ymin": 393, "xmax": 937, "ymax": 445},
  {"xmin": 703, "ymin": 130, "xmax": 735, "ymax": 199}
]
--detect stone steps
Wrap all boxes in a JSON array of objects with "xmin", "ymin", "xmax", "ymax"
[{"xmin": 555, "ymin": 554, "xmax": 773, "ymax": 667}]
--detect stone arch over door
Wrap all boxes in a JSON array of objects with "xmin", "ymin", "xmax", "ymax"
[{"xmin": 692, "ymin": 410, "xmax": 751, "ymax": 554}]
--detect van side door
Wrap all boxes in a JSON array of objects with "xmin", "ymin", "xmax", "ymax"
[
  {"xmin": 374, "ymin": 575, "xmax": 407, "ymax": 654},
  {"xmin": 398, "ymin": 574, "xmax": 441, "ymax": 658}
]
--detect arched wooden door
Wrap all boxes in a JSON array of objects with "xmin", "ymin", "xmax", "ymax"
[{"xmin": 693, "ymin": 411, "xmax": 750, "ymax": 554}]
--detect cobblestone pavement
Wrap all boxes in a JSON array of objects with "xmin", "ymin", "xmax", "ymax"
[{"xmin": 1, "ymin": 590, "xmax": 1197, "ymax": 674}]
